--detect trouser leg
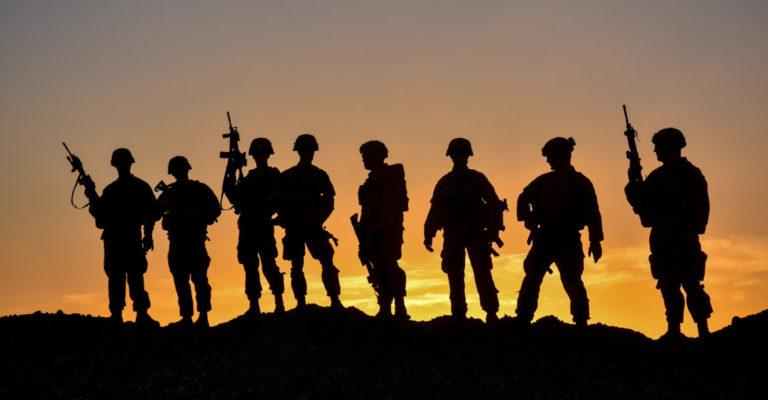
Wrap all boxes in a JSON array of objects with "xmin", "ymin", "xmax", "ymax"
[
  {"xmin": 171, "ymin": 271, "xmax": 194, "ymax": 317},
  {"xmin": 658, "ymin": 279, "xmax": 685, "ymax": 324},
  {"xmin": 243, "ymin": 260, "xmax": 263, "ymax": 303},
  {"xmin": 107, "ymin": 271, "xmax": 127, "ymax": 315},
  {"xmin": 556, "ymin": 258, "xmax": 589, "ymax": 323},
  {"xmin": 319, "ymin": 256, "xmax": 341, "ymax": 297},
  {"xmin": 260, "ymin": 254, "xmax": 285, "ymax": 295},
  {"xmin": 446, "ymin": 269, "xmax": 467, "ymax": 317},
  {"xmin": 516, "ymin": 254, "xmax": 548, "ymax": 321},
  {"xmin": 467, "ymin": 241, "xmax": 499, "ymax": 314},
  {"xmin": 290, "ymin": 258, "xmax": 307, "ymax": 299},
  {"xmin": 682, "ymin": 279, "xmax": 712, "ymax": 323},
  {"xmin": 191, "ymin": 267, "xmax": 212, "ymax": 314},
  {"xmin": 126, "ymin": 271, "xmax": 151, "ymax": 312}
]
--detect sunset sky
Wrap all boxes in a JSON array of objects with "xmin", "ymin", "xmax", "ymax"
[{"xmin": 1, "ymin": 1, "xmax": 767, "ymax": 338}]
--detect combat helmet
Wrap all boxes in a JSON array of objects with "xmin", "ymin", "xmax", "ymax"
[
  {"xmin": 542, "ymin": 137, "xmax": 576, "ymax": 157},
  {"xmin": 167, "ymin": 156, "xmax": 192, "ymax": 175},
  {"xmin": 249, "ymin": 138, "xmax": 274, "ymax": 156},
  {"xmin": 446, "ymin": 138, "xmax": 473, "ymax": 157},
  {"xmin": 110, "ymin": 148, "xmax": 135, "ymax": 167},
  {"xmin": 359, "ymin": 140, "xmax": 388, "ymax": 159},
  {"xmin": 293, "ymin": 134, "xmax": 319, "ymax": 152},
  {"xmin": 652, "ymin": 128, "xmax": 686, "ymax": 149}
]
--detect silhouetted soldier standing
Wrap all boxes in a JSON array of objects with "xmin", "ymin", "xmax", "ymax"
[
  {"xmin": 88, "ymin": 148, "xmax": 159, "ymax": 327},
  {"xmin": 625, "ymin": 128, "xmax": 712, "ymax": 338},
  {"xmin": 356, "ymin": 140, "xmax": 409, "ymax": 320},
  {"xmin": 274, "ymin": 134, "xmax": 343, "ymax": 310},
  {"xmin": 515, "ymin": 137, "xmax": 603, "ymax": 327},
  {"xmin": 223, "ymin": 138, "xmax": 286, "ymax": 315},
  {"xmin": 156, "ymin": 156, "xmax": 220, "ymax": 328},
  {"xmin": 424, "ymin": 138, "xmax": 504, "ymax": 323}
]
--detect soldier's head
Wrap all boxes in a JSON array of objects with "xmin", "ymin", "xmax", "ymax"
[
  {"xmin": 167, "ymin": 156, "xmax": 191, "ymax": 181},
  {"xmin": 652, "ymin": 128, "xmax": 686, "ymax": 163},
  {"xmin": 541, "ymin": 137, "xmax": 575, "ymax": 170},
  {"xmin": 359, "ymin": 140, "xmax": 388, "ymax": 171},
  {"xmin": 446, "ymin": 138, "xmax": 473, "ymax": 167},
  {"xmin": 110, "ymin": 148, "xmax": 135, "ymax": 175},
  {"xmin": 249, "ymin": 138, "xmax": 274, "ymax": 165},
  {"xmin": 293, "ymin": 133, "xmax": 318, "ymax": 162}
]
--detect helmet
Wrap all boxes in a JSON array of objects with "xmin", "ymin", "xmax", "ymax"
[
  {"xmin": 542, "ymin": 137, "xmax": 576, "ymax": 157},
  {"xmin": 446, "ymin": 138, "xmax": 473, "ymax": 157},
  {"xmin": 167, "ymin": 156, "xmax": 192, "ymax": 175},
  {"xmin": 293, "ymin": 134, "xmax": 319, "ymax": 152},
  {"xmin": 249, "ymin": 138, "xmax": 274, "ymax": 156},
  {"xmin": 110, "ymin": 148, "xmax": 135, "ymax": 167},
  {"xmin": 652, "ymin": 128, "xmax": 686, "ymax": 149},
  {"xmin": 359, "ymin": 140, "xmax": 388, "ymax": 159}
]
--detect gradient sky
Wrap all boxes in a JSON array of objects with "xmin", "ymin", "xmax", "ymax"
[{"xmin": 1, "ymin": 0, "xmax": 767, "ymax": 337}]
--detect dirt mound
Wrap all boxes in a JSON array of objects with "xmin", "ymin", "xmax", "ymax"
[{"xmin": 0, "ymin": 307, "xmax": 765, "ymax": 399}]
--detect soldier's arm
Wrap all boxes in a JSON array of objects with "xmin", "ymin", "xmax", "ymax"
[
  {"xmin": 88, "ymin": 187, "xmax": 106, "ymax": 229},
  {"xmin": 319, "ymin": 171, "xmax": 335, "ymax": 223},
  {"xmin": 516, "ymin": 180, "xmax": 537, "ymax": 228},
  {"xmin": 203, "ymin": 183, "xmax": 222, "ymax": 225},
  {"xmin": 583, "ymin": 177, "xmax": 604, "ymax": 243},
  {"xmin": 424, "ymin": 180, "xmax": 446, "ymax": 241},
  {"xmin": 689, "ymin": 169, "xmax": 710, "ymax": 234},
  {"xmin": 222, "ymin": 172, "xmax": 241, "ymax": 208},
  {"xmin": 141, "ymin": 182, "xmax": 157, "ymax": 241}
]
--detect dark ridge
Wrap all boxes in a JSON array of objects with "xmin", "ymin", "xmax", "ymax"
[{"xmin": 0, "ymin": 307, "xmax": 765, "ymax": 399}]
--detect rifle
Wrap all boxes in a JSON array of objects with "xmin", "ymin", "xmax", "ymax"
[
  {"xmin": 350, "ymin": 213, "xmax": 379, "ymax": 295},
  {"xmin": 62, "ymin": 142, "xmax": 98, "ymax": 208},
  {"xmin": 154, "ymin": 180, "xmax": 170, "ymax": 193},
  {"xmin": 487, "ymin": 198, "xmax": 509, "ymax": 257},
  {"xmin": 218, "ymin": 111, "xmax": 247, "ymax": 209},
  {"xmin": 623, "ymin": 105, "xmax": 643, "ymax": 184}
]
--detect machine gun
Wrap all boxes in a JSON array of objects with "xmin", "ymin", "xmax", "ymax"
[
  {"xmin": 623, "ymin": 105, "xmax": 643, "ymax": 184},
  {"xmin": 486, "ymin": 198, "xmax": 509, "ymax": 257},
  {"xmin": 62, "ymin": 142, "xmax": 98, "ymax": 208},
  {"xmin": 218, "ymin": 111, "xmax": 247, "ymax": 209},
  {"xmin": 350, "ymin": 213, "xmax": 380, "ymax": 296}
]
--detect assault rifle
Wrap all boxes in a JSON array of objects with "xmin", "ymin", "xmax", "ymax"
[
  {"xmin": 350, "ymin": 213, "xmax": 379, "ymax": 296},
  {"xmin": 62, "ymin": 142, "xmax": 98, "ymax": 208},
  {"xmin": 623, "ymin": 105, "xmax": 643, "ymax": 184},
  {"xmin": 218, "ymin": 111, "xmax": 247, "ymax": 209}
]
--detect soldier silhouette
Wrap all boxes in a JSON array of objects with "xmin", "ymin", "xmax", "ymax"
[
  {"xmin": 223, "ymin": 138, "xmax": 286, "ymax": 316},
  {"xmin": 515, "ymin": 137, "xmax": 603, "ymax": 328},
  {"xmin": 625, "ymin": 128, "xmax": 712, "ymax": 339},
  {"xmin": 424, "ymin": 138, "xmax": 504, "ymax": 323},
  {"xmin": 156, "ymin": 156, "xmax": 220, "ymax": 328},
  {"xmin": 273, "ymin": 134, "xmax": 343, "ymax": 310},
  {"xmin": 356, "ymin": 140, "xmax": 410, "ymax": 320},
  {"xmin": 87, "ymin": 148, "xmax": 159, "ymax": 327}
]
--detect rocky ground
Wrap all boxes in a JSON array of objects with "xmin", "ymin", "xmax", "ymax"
[{"xmin": 0, "ymin": 307, "xmax": 765, "ymax": 399}]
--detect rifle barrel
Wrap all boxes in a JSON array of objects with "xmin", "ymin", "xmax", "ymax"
[
  {"xmin": 623, "ymin": 104, "xmax": 630, "ymax": 127},
  {"xmin": 62, "ymin": 142, "xmax": 73, "ymax": 156}
]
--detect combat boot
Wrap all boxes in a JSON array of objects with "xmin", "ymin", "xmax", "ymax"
[
  {"xmin": 574, "ymin": 318, "xmax": 588, "ymax": 329},
  {"xmin": 195, "ymin": 312, "xmax": 209, "ymax": 329},
  {"xmin": 274, "ymin": 295, "xmax": 285, "ymax": 314},
  {"xmin": 295, "ymin": 296, "xmax": 307, "ymax": 310},
  {"xmin": 246, "ymin": 301, "xmax": 261, "ymax": 317},
  {"xmin": 330, "ymin": 295, "xmax": 344, "ymax": 310},
  {"xmin": 135, "ymin": 311, "xmax": 160, "ymax": 328},
  {"xmin": 486, "ymin": 312, "xmax": 499, "ymax": 325},
  {"xmin": 697, "ymin": 320, "xmax": 710, "ymax": 338},
  {"xmin": 394, "ymin": 297, "xmax": 410, "ymax": 321},
  {"xmin": 109, "ymin": 311, "xmax": 123, "ymax": 326},
  {"xmin": 168, "ymin": 316, "xmax": 193, "ymax": 329},
  {"xmin": 659, "ymin": 321, "xmax": 685, "ymax": 341}
]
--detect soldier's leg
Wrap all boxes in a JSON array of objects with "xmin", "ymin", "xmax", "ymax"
[
  {"xmin": 169, "ymin": 242, "xmax": 194, "ymax": 318},
  {"xmin": 467, "ymin": 238, "xmax": 499, "ymax": 315},
  {"xmin": 682, "ymin": 249, "xmax": 712, "ymax": 336},
  {"xmin": 516, "ymin": 243, "xmax": 552, "ymax": 323},
  {"xmin": 658, "ymin": 278, "xmax": 685, "ymax": 328},
  {"xmin": 259, "ymin": 228, "xmax": 285, "ymax": 296},
  {"xmin": 283, "ymin": 231, "xmax": 307, "ymax": 305},
  {"xmin": 126, "ymin": 250, "xmax": 151, "ymax": 314},
  {"xmin": 441, "ymin": 234, "xmax": 467, "ymax": 318},
  {"xmin": 103, "ymin": 244, "xmax": 126, "ymax": 319},
  {"xmin": 554, "ymin": 240, "xmax": 589, "ymax": 325},
  {"xmin": 190, "ymin": 249, "xmax": 212, "ymax": 316},
  {"xmin": 372, "ymin": 256, "xmax": 395, "ymax": 316},
  {"xmin": 307, "ymin": 233, "xmax": 341, "ymax": 299},
  {"xmin": 238, "ymin": 231, "xmax": 263, "ymax": 305}
]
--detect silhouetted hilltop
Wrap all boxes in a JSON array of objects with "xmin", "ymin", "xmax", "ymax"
[{"xmin": 1, "ymin": 307, "xmax": 765, "ymax": 399}]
